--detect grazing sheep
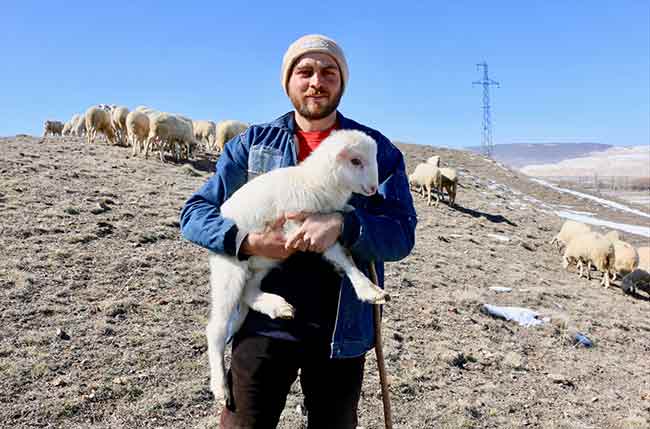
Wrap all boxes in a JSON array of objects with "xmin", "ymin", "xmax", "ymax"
[
  {"xmin": 193, "ymin": 120, "xmax": 217, "ymax": 149},
  {"xmin": 62, "ymin": 119, "xmax": 74, "ymax": 136},
  {"xmin": 206, "ymin": 129, "xmax": 386, "ymax": 402},
  {"xmin": 610, "ymin": 240, "xmax": 639, "ymax": 280},
  {"xmin": 621, "ymin": 269, "xmax": 650, "ymax": 296},
  {"xmin": 439, "ymin": 167, "xmax": 458, "ymax": 206},
  {"xmin": 550, "ymin": 220, "xmax": 591, "ymax": 250},
  {"xmin": 604, "ymin": 230, "xmax": 620, "ymax": 243},
  {"xmin": 43, "ymin": 120, "xmax": 64, "ymax": 137},
  {"xmin": 145, "ymin": 112, "xmax": 198, "ymax": 162},
  {"xmin": 71, "ymin": 114, "xmax": 86, "ymax": 137},
  {"xmin": 562, "ymin": 232, "xmax": 615, "ymax": 288},
  {"xmin": 84, "ymin": 106, "xmax": 117, "ymax": 145},
  {"xmin": 212, "ymin": 120, "xmax": 249, "ymax": 152},
  {"xmin": 408, "ymin": 163, "xmax": 442, "ymax": 207},
  {"xmin": 111, "ymin": 106, "xmax": 130, "ymax": 146},
  {"xmin": 126, "ymin": 110, "xmax": 150, "ymax": 156},
  {"xmin": 426, "ymin": 155, "xmax": 440, "ymax": 167},
  {"xmin": 637, "ymin": 246, "xmax": 650, "ymax": 271}
]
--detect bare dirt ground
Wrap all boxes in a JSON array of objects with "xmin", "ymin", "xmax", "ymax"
[{"xmin": 1, "ymin": 135, "xmax": 649, "ymax": 429}]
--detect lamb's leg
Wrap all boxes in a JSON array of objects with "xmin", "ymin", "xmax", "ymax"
[
  {"xmin": 243, "ymin": 267, "xmax": 295, "ymax": 320},
  {"xmin": 577, "ymin": 260, "xmax": 584, "ymax": 277},
  {"xmin": 586, "ymin": 261, "xmax": 592, "ymax": 280},
  {"xmin": 323, "ymin": 243, "xmax": 388, "ymax": 304},
  {"xmin": 206, "ymin": 254, "xmax": 249, "ymax": 403}
]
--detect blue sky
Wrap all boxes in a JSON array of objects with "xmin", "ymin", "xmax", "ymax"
[{"xmin": 2, "ymin": 1, "xmax": 648, "ymax": 148}]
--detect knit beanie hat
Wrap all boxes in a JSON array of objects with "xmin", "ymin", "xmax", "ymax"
[{"xmin": 281, "ymin": 34, "xmax": 349, "ymax": 95}]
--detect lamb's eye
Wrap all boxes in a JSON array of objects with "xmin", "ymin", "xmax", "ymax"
[{"xmin": 350, "ymin": 158, "xmax": 362, "ymax": 166}]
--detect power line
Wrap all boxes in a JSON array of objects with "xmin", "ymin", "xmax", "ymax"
[{"xmin": 472, "ymin": 62, "xmax": 499, "ymax": 158}]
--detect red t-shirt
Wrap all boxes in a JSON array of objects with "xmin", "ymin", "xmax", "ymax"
[{"xmin": 295, "ymin": 122, "xmax": 338, "ymax": 163}]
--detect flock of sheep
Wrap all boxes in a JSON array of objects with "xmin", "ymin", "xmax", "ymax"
[
  {"xmin": 551, "ymin": 220, "xmax": 650, "ymax": 294},
  {"xmin": 43, "ymin": 105, "xmax": 249, "ymax": 162},
  {"xmin": 408, "ymin": 155, "xmax": 459, "ymax": 207}
]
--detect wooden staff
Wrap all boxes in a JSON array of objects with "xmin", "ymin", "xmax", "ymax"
[{"xmin": 369, "ymin": 262, "xmax": 393, "ymax": 429}]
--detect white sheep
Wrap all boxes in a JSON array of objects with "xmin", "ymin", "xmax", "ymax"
[
  {"xmin": 439, "ymin": 167, "xmax": 458, "ymax": 206},
  {"xmin": 604, "ymin": 230, "xmax": 620, "ymax": 244},
  {"xmin": 193, "ymin": 120, "xmax": 217, "ymax": 149},
  {"xmin": 62, "ymin": 119, "xmax": 73, "ymax": 136},
  {"xmin": 408, "ymin": 162, "xmax": 441, "ymax": 207},
  {"xmin": 71, "ymin": 114, "xmax": 86, "ymax": 137},
  {"xmin": 212, "ymin": 120, "xmax": 249, "ymax": 152},
  {"xmin": 637, "ymin": 246, "xmax": 650, "ymax": 271},
  {"xmin": 610, "ymin": 240, "xmax": 639, "ymax": 281},
  {"xmin": 550, "ymin": 220, "xmax": 591, "ymax": 250},
  {"xmin": 145, "ymin": 112, "xmax": 198, "ymax": 162},
  {"xmin": 84, "ymin": 106, "xmax": 117, "ymax": 145},
  {"xmin": 206, "ymin": 129, "xmax": 387, "ymax": 402},
  {"xmin": 426, "ymin": 155, "xmax": 440, "ymax": 167},
  {"xmin": 562, "ymin": 232, "xmax": 615, "ymax": 288},
  {"xmin": 111, "ymin": 106, "xmax": 130, "ymax": 146},
  {"xmin": 126, "ymin": 110, "xmax": 150, "ymax": 156},
  {"xmin": 43, "ymin": 120, "xmax": 64, "ymax": 137}
]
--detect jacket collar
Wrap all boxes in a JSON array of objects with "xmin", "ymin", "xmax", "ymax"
[{"xmin": 272, "ymin": 110, "xmax": 350, "ymax": 134}]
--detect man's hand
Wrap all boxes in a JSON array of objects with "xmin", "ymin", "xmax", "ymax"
[
  {"xmin": 284, "ymin": 212, "xmax": 344, "ymax": 253},
  {"xmin": 240, "ymin": 216, "xmax": 295, "ymax": 260}
]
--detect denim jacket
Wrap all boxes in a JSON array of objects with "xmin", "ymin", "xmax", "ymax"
[{"xmin": 179, "ymin": 111, "xmax": 417, "ymax": 358}]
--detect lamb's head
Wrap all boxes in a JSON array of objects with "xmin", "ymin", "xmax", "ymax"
[{"xmin": 328, "ymin": 129, "xmax": 379, "ymax": 196}]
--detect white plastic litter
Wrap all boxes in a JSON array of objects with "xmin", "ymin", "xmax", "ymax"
[
  {"xmin": 481, "ymin": 304, "xmax": 549, "ymax": 327},
  {"xmin": 489, "ymin": 287, "xmax": 513, "ymax": 293}
]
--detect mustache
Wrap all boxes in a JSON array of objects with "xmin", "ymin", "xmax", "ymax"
[{"xmin": 306, "ymin": 89, "xmax": 329, "ymax": 97}]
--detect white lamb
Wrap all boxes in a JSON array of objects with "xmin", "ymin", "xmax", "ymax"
[{"xmin": 206, "ymin": 129, "xmax": 388, "ymax": 402}]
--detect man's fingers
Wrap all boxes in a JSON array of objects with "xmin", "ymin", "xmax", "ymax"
[
  {"xmin": 285, "ymin": 229, "xmax": 305, "ymax": 249},
  {"xmin": 285, "ymin": 211, "xmax": 312, "ymax": 222},
  {"xmin": 270, "ymin": 216, "xmax": 286, "ymax": 230}
]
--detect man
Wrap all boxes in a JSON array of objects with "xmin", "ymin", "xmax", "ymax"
[{"xmin": 180, "ymin": 34, "xmax": 417, "ymax": 428}]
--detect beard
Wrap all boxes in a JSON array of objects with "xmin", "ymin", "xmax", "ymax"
[{"xmin": 290, "ymin": 88, "xmax": 342, "ymax": 120}]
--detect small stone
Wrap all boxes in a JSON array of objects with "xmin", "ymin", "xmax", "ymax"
[
  {"xmin": 112, "ymin": 377, "xmax": 127, "ymax": 385},
  {"xmin": 502, "ymin": 352, "xmax": 525, "ymax": 370},
  {"xmin": 56, "ymin": 328, "xmax": 70, "ymax": 340}
]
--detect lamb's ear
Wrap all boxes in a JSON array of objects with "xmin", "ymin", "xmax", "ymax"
[{"xmin": 336, "ymin": 146, "xmax": 351, "ymax": 162}]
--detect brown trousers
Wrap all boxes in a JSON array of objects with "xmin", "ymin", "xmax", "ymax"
[{"xmin": 219, "ymin": 334, "xmax": 365, "ymax": 429}]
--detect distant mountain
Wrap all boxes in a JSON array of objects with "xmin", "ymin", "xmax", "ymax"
[{"xmin": 465, "ymin": 143, "xmax": 612, "ymax": 168}]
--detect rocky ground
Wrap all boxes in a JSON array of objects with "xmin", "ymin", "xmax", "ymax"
[{"xmin": 1, "ymin": 135, "xmax": 649, "ymax": 428}]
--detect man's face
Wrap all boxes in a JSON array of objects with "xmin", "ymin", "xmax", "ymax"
[{"xmin": 287, "ymin": 53, "xmax": 342, "ymax": 120}]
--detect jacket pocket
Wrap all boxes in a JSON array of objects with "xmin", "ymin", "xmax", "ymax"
[{"xmin": 248, "ymin": 146, "xmax": 283, "ymax": 179}]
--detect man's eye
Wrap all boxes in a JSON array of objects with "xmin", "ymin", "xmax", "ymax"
[{"xmin": 351, "ymin": 158, "xmax": 362, "ymax": 166}]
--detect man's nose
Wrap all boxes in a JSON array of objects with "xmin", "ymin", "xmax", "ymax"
[{"xmin": 309, "ymin": 72, "xmax": 323, "ymax": 87}]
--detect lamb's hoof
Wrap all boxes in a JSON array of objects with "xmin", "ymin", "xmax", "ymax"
[
  {"xmin": 272, "ymin": 302, "xmax": 295, "ymax": 320},
  {"xmin": 356, "ymin": 283, "xmax": 390, "ymax": 305},
  {"xmin": 255, "ymin": 295, "xmax": 295, "ymax": 320},
  {"xmin": 210, "ymin": 379, "xmax": 228, "ymax": 405}
]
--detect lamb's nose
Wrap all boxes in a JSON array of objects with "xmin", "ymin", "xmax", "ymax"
[{"xmin": 368, "ymin": 185, "xmax": 377, "ymax": 195}]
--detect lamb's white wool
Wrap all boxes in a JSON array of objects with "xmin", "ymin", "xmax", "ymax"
[{"xmin": 206, "ymin": 129, "xmax": 386, "ymax": 402}]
